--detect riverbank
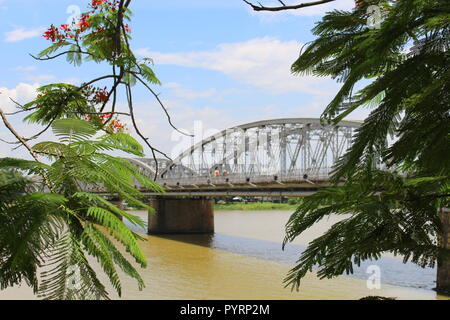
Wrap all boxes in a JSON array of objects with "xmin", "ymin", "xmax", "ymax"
[{"xmin": 214, "ymin": 202, "xmax": 297, "ymax": 211}]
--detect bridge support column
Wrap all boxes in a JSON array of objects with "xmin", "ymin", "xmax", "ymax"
[
  {"xmin": 148, "ymin": 197, "xmax": 214, "ymax": 234},
  {"xmin": 109, "ymin": 197, "xmax": 124, "ymax": 221},
  {"xmin": 437, "ymin": 208, "xmax": 450, "ymax": 295}
]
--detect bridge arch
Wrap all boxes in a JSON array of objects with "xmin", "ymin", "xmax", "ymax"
[{"xmin": 158, "ymin": 118, "xmax": 361, "ymax": 181}]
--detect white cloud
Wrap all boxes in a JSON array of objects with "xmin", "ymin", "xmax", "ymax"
[
  {"xmin": 11, "ymin": 66, "xmax": 37, "ymax": 73},
  {"xmin": 118, "ymin": 97, "xmax": 242, "ymax": 158},
  {"xmin": 137, "ymin": 37, "xmax": 338, "ymax": 95},
  {"xmin": 11, "ymin": 65, "xmax": 80, "ymax": 85},
  {"xmin": 4, "ymin": 26, "xmax": 45, "ymax": 43},
  {"xmin": 24, "ymin": 74, "xmax": 56, "ymax": 83},
  {"xmin": 11, "ymin": 66, "xmax": 54, "ymax": 83},
  {"xmin": 62, "ymin": 77, "xmax": 81, "ymax": 85},
  {"xmin": 0, "ymin": 82, "xmax": 39, "ymax": 113},
  {"xmin": 164, "ymin": 82, "xmax": 218, "ymax": 100}
]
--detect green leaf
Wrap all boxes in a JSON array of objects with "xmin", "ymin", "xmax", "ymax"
[
  {"xmin": 52, "ymin": 119, "xmax": 97, "ymax": 143},
  {"xmin": 139, "ymin": 64, "xmax": 161, "ymax": 85},
  {"xmin": 37, "ymin": 41, "xmax": 71, "ymax": 58}
]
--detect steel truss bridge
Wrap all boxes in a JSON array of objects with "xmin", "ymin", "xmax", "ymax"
[{"xmin": 90, "ymin": 118, "xmax": 362, "ymax": 197}]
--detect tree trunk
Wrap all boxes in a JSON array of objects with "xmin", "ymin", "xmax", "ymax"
[{"xmin": 436, "ymin": 207, "xmax": 450, "ymax": 295}]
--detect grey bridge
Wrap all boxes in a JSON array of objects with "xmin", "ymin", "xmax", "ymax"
[{"xmin": 89, "ymin": 118, "xmax": 362, "ymax": 197}]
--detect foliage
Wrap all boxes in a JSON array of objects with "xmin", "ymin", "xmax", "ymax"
[
  {"xmin": 0, "ymin": 0, "xmax": 169, "ymax": 300},
  {"xmin": 359, "ymin": 296, "xmax": 396, "ymax": 300},
  {"xmin": 283, "ymin": 0, "xmax": 450, "ymax": 290},
  {"xmin": 0, "ymin": 169, "xmax": 22, "ymax": 186},
  {"xmin": 215, "ymin": 202, "xmax": 297, "ymax": 211},
  {"xmin": 0, "ymin": 119, "xmax": 164, "ymax": 299},
  {"xmin": 287, "ymin": 198, "xmax": 301, "ymax": 205},
  {"xmin": 24, "ymin": 0, "xmax": 178, "ymax": 158}
]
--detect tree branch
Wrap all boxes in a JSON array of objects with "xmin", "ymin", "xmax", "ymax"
[
  {"xmin": 79, "ymin": 75, "xmax": 121, "ymax": 90},
  {"xmin": 29, "ymin": 50, "xmax": 95, "ymax": 61},
  {"xmin": 133, "ymin": 74, "xmax": 193, "ymax": 137},
  {"xmin": 243, "ymin": 0, "xmax": 335, "ymax": 11},
  {"xmin": 0, "ymin": 107, "xmax": 53, "ymax": 189},
  {"xmin": 125, "ymin": 83, "xmax": 171, "ymax": 180},
  {"xmin": 0, "ymin": 108, "xmax": 39, "ymax": 161}
]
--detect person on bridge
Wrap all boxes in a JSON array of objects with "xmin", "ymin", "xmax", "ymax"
[{"xmin": 213, "ymin": 168, "xmax": 220, "ymax": 177}]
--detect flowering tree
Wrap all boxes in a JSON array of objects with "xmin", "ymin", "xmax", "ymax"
[
  {"xmin": 0, "ymin": 0, "xmax": 184, "ymax": 299},
  {"xmin": 26, "ymin": 0, "xmax": 188, "ymax": 170}
]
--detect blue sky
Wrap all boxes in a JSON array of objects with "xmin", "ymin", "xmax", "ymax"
[{"xmin": 0, "ymin": 0, "xmax": 368, "ymax": 159}]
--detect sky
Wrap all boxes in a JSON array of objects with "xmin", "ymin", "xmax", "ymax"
[{"xmin": 0, "ymin": 0, "xmax": 369, "ymax": 160}]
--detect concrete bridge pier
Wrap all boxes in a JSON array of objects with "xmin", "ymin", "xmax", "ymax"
[
  {"xmin": 109, "ymin": 197, "xmax": 124, "ymax": 221},
  {"xmin": 148, "ymin": 197, "xmax": 214, "ymax": 234},
  {"xmin": 437, "ymin": 208, "xmax": 450, "ymax": 295}
]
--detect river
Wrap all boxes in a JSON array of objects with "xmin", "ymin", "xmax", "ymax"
[{"xmin": 1, "ymin": 210, "xmax": 447, "ymax": 300}]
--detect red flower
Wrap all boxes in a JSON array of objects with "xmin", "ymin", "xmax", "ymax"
[
  {"xmin": 99, "ymin": 113, "xmax": 112, "ymax": 123},
  {"xmin": 94, "ymin": 87, "xmax": 109, "ymax": 104},
  {"xmin": 91, "ymin": 0, "xmax": 106, "ymax": 7},
  {"xmin": 43, "ymin": 25, "xmax": 59, "ymax": 42},
  {"xmin": 77, "ymin": 14, "xmax": 91, "ymax": 32},
  {"xmin": 60, "ymin": 24, "xmax": 70, "ymax": 32}
]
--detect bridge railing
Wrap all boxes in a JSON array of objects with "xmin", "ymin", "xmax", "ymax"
[{"xmin": 157, "ymin": 168, "xmax": 334, "ymax": 189}]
